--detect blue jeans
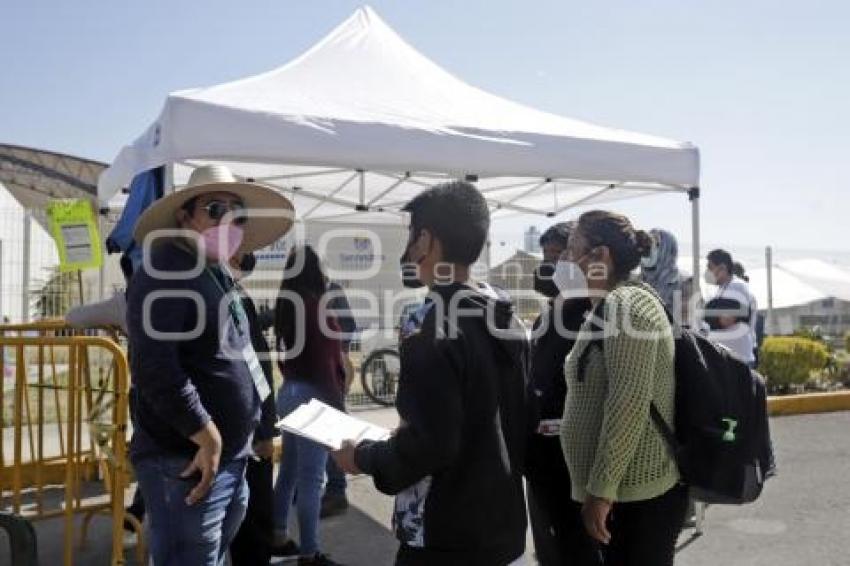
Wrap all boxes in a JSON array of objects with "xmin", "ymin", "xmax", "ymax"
[
  {"xmin": 325, "ymin": 398, "xmax": 347, "ymax": 496},
  {"xmin": 133, "ymin": 454, "xmax": 248, "ymax": 566},
  {"xmin": 274, "ymin": 380, "xmax": 328, "ymax": 555}
]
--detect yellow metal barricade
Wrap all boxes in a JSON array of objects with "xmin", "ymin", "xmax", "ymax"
[{"xmin": 0, "ymin": 320, "xmax": 133, "ymax": 566}]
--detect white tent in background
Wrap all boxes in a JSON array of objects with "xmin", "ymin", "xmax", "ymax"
[
  {"xmin": 679, "ymin": 255, "xmax": 850, "ymax": 309},
  {"xmin": 747, "ymin": 259, "xmax": 850, "ymax": 308},
  {"xmin": 747, "ymin": 265, "xmax": 829, "ymax": 310},
  {"xmin": 773, "ymin": 259, "xmax": 850, "ymax": 303},
  {"xmin": 98, "ymin": 5, "xmax": 701, "ymax": 273}
]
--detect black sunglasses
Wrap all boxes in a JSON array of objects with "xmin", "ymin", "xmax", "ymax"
[{"xmin": 199, "ymin": 200, "xmax": 247, "ymax": 225}]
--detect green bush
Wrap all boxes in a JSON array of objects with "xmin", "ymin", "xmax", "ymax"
[
  {"xmin": 759, "ymin": 336, "xmax": 830, "ymax": 388},
  {"xmin": 845, "ymin": 331, "xmax": 850, "ymax": 353},
  {"xmin": 794, "ymin": 326, "xmax": 825, "ymax": 343}
]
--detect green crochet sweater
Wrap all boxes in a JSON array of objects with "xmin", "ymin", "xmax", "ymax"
[{"xmin": 560, "ymin": 281, "xmax": 679, "ymax": 503}]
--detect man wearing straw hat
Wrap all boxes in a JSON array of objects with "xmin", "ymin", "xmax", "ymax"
[{"xmin": 126, "ymin": 165, "xmax": 294, "ymax": 566}]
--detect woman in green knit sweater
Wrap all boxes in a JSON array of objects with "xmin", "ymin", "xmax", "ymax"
[{"xmin": 557, "ymin": 210, "xmax": 688, "ymax": 566}]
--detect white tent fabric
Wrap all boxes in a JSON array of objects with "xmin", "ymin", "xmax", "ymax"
[
  {"xmin": 98, "ymin": 6, "xmax": 699, "ymax": 220},
  {"xmin": 679, "ymin": 256, "xmax": 850, "ymax": 309},
  {"xmin": 749, "ymin": 260, "xmax": 850, "ymax": 308},
  {"xmin": 747, "ymin": 266, "xmax": 827, "ymax": 310}
]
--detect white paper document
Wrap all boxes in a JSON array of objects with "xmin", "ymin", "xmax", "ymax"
[
  {"xmin": 60, "ymin": 224, "xmax": 93, "ymax": 262},
  {"xmin": 276, "ymin": 399, "xmax": 391, "ymax": 450}
]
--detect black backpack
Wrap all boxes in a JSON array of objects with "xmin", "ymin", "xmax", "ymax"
[{"xmin": 579, "ymin": 298, "xmax": 776, "ymax": 504}]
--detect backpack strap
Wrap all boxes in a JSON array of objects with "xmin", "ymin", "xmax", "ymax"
[
  {"xmin": 649, "ymin": 403, "xmax": 681, "ymax": 458},
  {"xmin": 576, "ymin": 300, "xmax": 605, "ymax": 382},
  {"xmin": 576, "ymin": 294, "xmax": 682, "ymax": 459}
]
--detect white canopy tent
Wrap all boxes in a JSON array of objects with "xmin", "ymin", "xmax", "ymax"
[{"xmin": 99, "ymin": 5, "xmax": 701, "ymax": 275}]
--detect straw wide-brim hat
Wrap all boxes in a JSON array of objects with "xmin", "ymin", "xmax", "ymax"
[{"xmin": 133, "ymin": 165, "xmax": 295, "ymax": 252}]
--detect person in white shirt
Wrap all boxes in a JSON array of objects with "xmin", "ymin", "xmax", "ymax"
[
  {"xmin": 704, "ymin": 296, "xmax": 755, "ymax": 364},
  {"xmin": 704, "ymin": 249, "xmax": 758, "ymax": 366}
]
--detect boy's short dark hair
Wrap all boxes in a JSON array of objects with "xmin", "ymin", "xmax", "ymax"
[
  {"xmin": 539, "ymin": 221, "xmax": 576, "ymax": 249},
  {"xmin": 707, "ymin": 249, "xmax": 734, "ymax": 272},
  {"xmin": 402, "ymin": 181, "xmax": 490, "ymax": 265}
]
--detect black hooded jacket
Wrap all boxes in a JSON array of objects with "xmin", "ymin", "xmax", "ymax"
[
  {"xmin": 355, "ymin": 282, "xmax": 531, "ymax": 566},
  {"xmin": 526, "ymin": 297, "xmax": 590, "ymax": 484}
]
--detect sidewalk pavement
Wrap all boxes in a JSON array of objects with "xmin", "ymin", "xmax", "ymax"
[{"xmin": 1, "ymin": 410, "xmax": 847, "ymax": 565}]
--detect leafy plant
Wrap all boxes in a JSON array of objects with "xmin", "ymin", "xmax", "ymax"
[
  {"xmin": 759, "ymin": 336, "xmax": 830, "ymax": 390},
  {"xmin": 31, "ymin": 267, "xmax": 78, "ymax": 319}
]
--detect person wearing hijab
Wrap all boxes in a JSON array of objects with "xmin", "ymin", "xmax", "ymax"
[{"xmin": 639, "ymin": 229, "xmax": 682, "ymax": 314}]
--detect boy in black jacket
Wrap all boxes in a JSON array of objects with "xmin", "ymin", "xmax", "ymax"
[
  {"xmin": 526, "ymin": 223, "xmax": 600, "ymax": 566},
  {"xmin": 332, "ymin": 181, "xmax": 530, "ymax": 566}
]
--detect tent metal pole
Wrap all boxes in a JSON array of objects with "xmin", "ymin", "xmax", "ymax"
[
  {"xmin": 367, "ymin": 174, "xmax": 408, "ymax": 207},
  {"xmin": 766, "ymin": 246, "xmax": 775, "ymax": 335},
  {"xmin": 371, "ymin": 171, "xmax": 431, "ymax": 188},
  {"xmin": 505, "ymin": 179, "xmax": 550, "ymax": 205},
  {"xmin": 22, "ymin": 210, "xmax": 31, "ymax": 322},
  {"xmin": 358, "ymin": 170, "xmax": 366, "ymax": 209},
  {"xmin": 485, "ymin": 200, "xmax": 548, "ymax": 216},
  {"xmin": 0, "ymin": 239, "xmax": 4, "ymax": 320},
  {"xmin": 302, "ymin": 171, "xmax": 360, "ymax": 219},
  {"xmin": 553, "ymin": 184, "xmax": 617, "ymax": 216},
  {"xmin": 164, "ymin": 162, "xmax": 175, "ymax": 194},
  {"xmin": 689, "ymin": 187, "xmax": 701, "ymax": 301},
  {"xmin": 478, "ymin": 180, "xmax": 541, "ymax": 195},
  {"xmin": 253, "ymin": 168, "xmax": 350, "ymax": 182},
  {"xmin": 264, "ymin": 181, "xmax": 358, "ymax": 210},
  {"xmin": 98, "ymin": 213, "xmax": 105, "ymax": 301}
]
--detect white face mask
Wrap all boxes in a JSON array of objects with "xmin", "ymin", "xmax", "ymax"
[
  {"xmin": 703, "ymin": 268, "xmax": 717, "ymax": 285},
  {"xmin": 553, "ymin": 260, "xmax": 589, "ymax": 297}
]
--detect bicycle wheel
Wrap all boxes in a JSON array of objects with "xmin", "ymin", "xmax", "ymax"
[{"xmin": 360, "ymin": 348, "xmax": 401, "ymax": 406}]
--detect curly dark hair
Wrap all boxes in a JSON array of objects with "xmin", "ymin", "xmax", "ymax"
[
  {"xmin": 539, "ymin": 221, "xmax": 576, "ymax": 249},
  {"xmin": 576, "ymin": 210, "xmax": 652, "ymax": 281}
]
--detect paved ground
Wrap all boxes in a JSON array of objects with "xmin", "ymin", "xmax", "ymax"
[
  {"xmin": 675, "ymin": 410, "xmax": 850, "ymax": 566},
  {"xmin": 2, "ymin": 410, "xmax": 848, "ymax": 565}
]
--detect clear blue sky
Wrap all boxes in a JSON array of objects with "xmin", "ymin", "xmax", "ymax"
[{"xmin": 2, "ymin": 0, "xmax": 847, "ymax": 255}]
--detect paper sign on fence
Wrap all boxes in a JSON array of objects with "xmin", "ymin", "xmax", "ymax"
[
  {"xmin": 46, "ymin": 199, "xmax": 103, "ymax": 272},
  {"xmin": 276, "ymin": 399, "xmax": 391, "ymax": 450}
]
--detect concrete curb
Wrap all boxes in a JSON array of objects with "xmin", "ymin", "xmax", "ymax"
[{"xmin": 768, "ymin": 391, "xmax": 850, "ymax": 416}]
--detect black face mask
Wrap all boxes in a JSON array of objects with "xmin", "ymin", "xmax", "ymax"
[
  {"xmin": 400, "ymin": 232, "xmax": 425, "ymax": 289},
  {"xmin": 533, "ymin": 261, "xmax": 559, "ymax": 298},
  {"xmin": 239, "ymin": 252, "xmax": 257, "ymax": 276}
]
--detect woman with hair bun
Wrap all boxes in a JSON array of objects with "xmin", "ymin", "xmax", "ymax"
[{"xmin": 556, "ymin": 210, "xmax": 687, "ymax": 566}]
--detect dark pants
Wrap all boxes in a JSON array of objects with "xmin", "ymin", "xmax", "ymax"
[
  {"xmin": 395, "ymin": 544, "xmax": 523, "ymax": 566},
  {"xmin": 230, "ymin": 456, "xmax": 275, "ymax": 566},
  {"xmin": 526, "ymin": 435, "xmax": 602, "ymax": 566},
  {"xmin": 604, "ymin": 484, "xmax": 689, "ymax": 566},
  {"xmin": 528, "ymin": 481, "xmax": 602, "ymax": 566}
]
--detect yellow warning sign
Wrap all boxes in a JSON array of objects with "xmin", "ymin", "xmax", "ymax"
[{"xmin": 46, "ymin": 199, "xmax": 103, "ymax": 272}]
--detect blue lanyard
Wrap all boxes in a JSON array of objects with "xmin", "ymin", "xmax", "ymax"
[{"xmin": 205, "ymin": 267, "xmax": 246, "ymax": 336}]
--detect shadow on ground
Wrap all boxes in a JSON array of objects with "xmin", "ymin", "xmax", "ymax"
[
  {"xmin": 1, "ymin": 486, "xmax": 398, "ymax": 566},
  {"xmin": 4, "ymin": 412, "xmax": 849, "ymax": 565}
]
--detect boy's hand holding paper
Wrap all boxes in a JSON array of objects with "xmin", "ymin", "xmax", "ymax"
[
  {"xmin": 331, "ymin": 440, "xmax": 362, "ymax": 475},
  {"xmin": 275, "ymin": 398, "xmax": 390, "ymax": 452}
]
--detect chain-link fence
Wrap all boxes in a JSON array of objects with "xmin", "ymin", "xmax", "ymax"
[{"xmin": 0, "ymin": 202, "xmax": 94, "ymax": 325}]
